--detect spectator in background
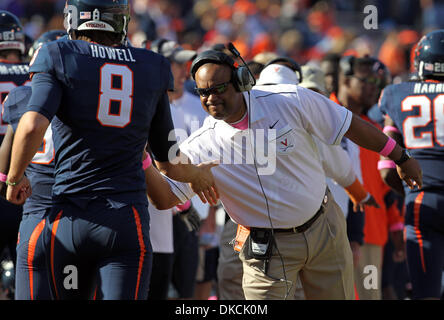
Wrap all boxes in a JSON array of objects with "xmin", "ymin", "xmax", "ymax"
[
  {"xmin": 150, "ymin": 38, "xmax": 206, "ymax": 300},
  {"xmin": 321, "ymin": 53, "xmax": 341, "ymax": 96},
  {"xmin": 299, "ymin": 64, "xmax": 328, "ymax": 96},
  {"xmin": 333, "ymin": 55, "xmax": 405, "ymax": 300},
  {"xmin": 252, "ymin": 51, "xmax": 278, "ymax": 66},
  {"xmin": 246, "ymin": 61, "xmax": 264, "ymax": 79}
]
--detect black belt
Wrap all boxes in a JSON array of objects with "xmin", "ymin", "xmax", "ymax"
[{"xmin": 252, "ymin": 189, "xmax": 329, "ymax": 234}]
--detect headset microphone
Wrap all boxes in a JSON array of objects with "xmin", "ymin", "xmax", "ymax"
[{"xmin": 227, "ymin": 42, "xmax": 256, "ymax": 86}]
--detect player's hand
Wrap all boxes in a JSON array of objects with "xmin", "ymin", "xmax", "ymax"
[
  {"xmin": 353, "ymin": 194, "xmax": 380, "ymax": 212},
  {"xmin": 379, "ymin": 168, "xmax": 405, "ymax": 197},
  {"xmin": 189, "ymin": 160, "xmax": 219, "ymax": 205},
  {"xmin": 396, "ymin": 158, "xmax": 422, "ymax": 190},
  {"xmin": 6, "ymin": 176, "xmax": 31, "ymax": 205}
]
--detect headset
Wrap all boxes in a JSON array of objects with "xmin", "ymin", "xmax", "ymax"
[
  {"xmin": 265, "ymin": 56, "xmax": 303, "ymax": 83},
  {"xmin": 190, "ymin": 44, "xmax": 256, "ymax": 92},
  {"xmin": 339, "ymin": 55, "xmax": 356, "ymax": 76},
  {"xmin": 150, "ymin": 38, "xmax": 168, "ymax": 54}
]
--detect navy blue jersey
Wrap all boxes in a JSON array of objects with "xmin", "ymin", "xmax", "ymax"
[
  {"xmin": 379, "ymin": 81, "xmax": 444, "ymax": 191},
  {"xmin": 0, "ymin": 61, "xmax": 29, "ymax": 144},
  {"xmin": 3, "ymin": 86, "xmax": 54, "ymax": 214},
  {"xmin": 27, "ymin": 38, "xmax": 175, "ymax": 204}
]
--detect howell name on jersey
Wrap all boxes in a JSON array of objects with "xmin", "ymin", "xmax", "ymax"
[{"xmin": 90, "ymin": 44, "xmax": 136, "ymax": 62}]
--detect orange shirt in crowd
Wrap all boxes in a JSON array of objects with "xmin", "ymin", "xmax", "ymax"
[{"xmin": 330, "ymin": 93, "xmax": 404, "ymax": 246}]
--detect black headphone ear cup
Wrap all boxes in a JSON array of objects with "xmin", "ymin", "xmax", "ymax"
[
  {"xmin": 235, "ymin": 67, "xmax": 254, "ymax": 92},
  {"xmin": 150, "ymin": 38, "xmax": 167, "ymax": 54}
]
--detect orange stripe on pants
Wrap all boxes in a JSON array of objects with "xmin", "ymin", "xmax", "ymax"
[
  {"xmin": 413, "ymin": 192, "xmax": 426, "ymax": 273},
  {"xmin": 27, "ymin": 219, "xmax": 46, "ymax": 300},
  {"xmin": 50, "ymin": 210, "xmax": 63, "ymax": 300},
  {"xmin": 132, "ymin": 206, "xmax": 146, "ymax": 300}
]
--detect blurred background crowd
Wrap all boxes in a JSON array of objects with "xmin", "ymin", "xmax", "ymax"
[{"xmin": 1, "ymin": 0, "xmax": 444, "ymax": 81}]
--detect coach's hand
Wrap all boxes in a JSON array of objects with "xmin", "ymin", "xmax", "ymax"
[
  {"xmin": 6, "ymin": 175, "xmax": 31, "ymax": 205},
  {"xmin": 190, "ymin": 160, "xmax": 219, "ymax": 206},
  {"xmin": 396, "ymin": 158, "xmax": 422, "ymax": 190}
]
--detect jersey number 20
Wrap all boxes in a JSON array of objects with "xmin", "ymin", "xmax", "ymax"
[
  {"xmin": 97, "ymin": 63, "xmax": 133, "ymax": 128},
  {"xmin": 402, "ymin": 95, "xmax": 444, "ymax": 148}
]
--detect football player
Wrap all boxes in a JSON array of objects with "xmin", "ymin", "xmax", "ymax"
[
  {"xmin": 379, "ymin": 29, "xmax": 444, "ymax": 299},
  {"xmin": 0, "ymin": 10, "xmax": 29, "ymax": 273},
  {"xmin": 0, "ymin": 30, "xmax": 68, "ymax": 300},
  {"xmin": 5, "ymin": 0, "xmax": 217, "ymax": 300}
]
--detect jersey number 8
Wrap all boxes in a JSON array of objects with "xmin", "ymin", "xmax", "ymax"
[{"xmin": 97, "ymin": 63, "xmax": 134, "ymax": 128}]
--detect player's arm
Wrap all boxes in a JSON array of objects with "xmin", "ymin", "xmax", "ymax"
[
  {"xmin": 0, "ymin": 125, "xmax": 14, "ymax": 196},
  {"xmin": 142, "ymin": 151, "xmax": 181, "ymax": 209},
  {"xmin": 7, "ymin": 72, "xmax": 62, "ymax": 204},
  {"xmin": 6, "ymin": 111, "xmax": 48, "ymax": 204},
  {"xmin": 378, "ymin": 116, "xmax": 405, "ymax": 196},
  {"xmin": 344, "ymin": 113, "xmax": 422, "ymax": 189},
  {"xmin": 148, "ymin": 92, "xmax": 219, "ymax": 205},
  {"xmin": 142, "ymin": 151, "xmax": 196, "ymax": 209}
]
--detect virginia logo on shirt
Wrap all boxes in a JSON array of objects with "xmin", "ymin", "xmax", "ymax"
[{"xmin": 275, "ymin": 126, "xmax": 295, "ymax": 155}]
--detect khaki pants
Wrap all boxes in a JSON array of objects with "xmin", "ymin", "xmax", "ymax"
[
  {"xmin": 217, "ymin": 219, "xmax": 245, "ymax": 300},
  {"xmin": 353, "ymin": 243, "xmax": 383, "ymax": 300},
  {"xmin": 239, "ymin": 194, "xmax": 354, "ymax": 300}
]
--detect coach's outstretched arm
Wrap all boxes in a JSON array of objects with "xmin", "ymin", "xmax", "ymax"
[{"xmin": 344, "ymin": 113, "xmax": 422, "ymax": 189}]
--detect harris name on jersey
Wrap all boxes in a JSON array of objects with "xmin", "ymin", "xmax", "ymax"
[
  {"xmin": 90, "ymin": 44, "xmax": 136, "ymax": 62},
  {"xmin": 413, "ymin": 81, "xmax": 444, "ymax": 94}
]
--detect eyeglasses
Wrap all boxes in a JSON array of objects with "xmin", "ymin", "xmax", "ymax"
[
  {"xmin": 195, "ymin": 81, "xmax": 231, "ymax": 97},
  {"xmin": 351, "ymin": 75, "xmax": 381, "ymax": 87}
]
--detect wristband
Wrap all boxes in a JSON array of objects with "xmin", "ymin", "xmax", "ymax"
[
  {"xmin": 383, "ymin": 126, "xmax": 401, "ymax": 134},
  {"xmin": 142, "ymin": 152, "xmax": 152, "ymax": 170},
  {"xmin": 389, "ymin": 222, "xmax": 404, "ymax": 232},
  {"xmin": 0, "ymin": 172, "xmax": 6, "ymax": 182},
  {"xmin": 5, "ymin": 175, "xmax": 25, "ymax": 186},
  {"xmin": 379, "ymin": 137, "xmax": 396, "ymax": 157},
  {"xmin": 176, "ymin": 200, "xmax": 191, "ymax": 212},
  {"xmin": 377, "ymin": 160, "xmax": 396, "ymax": 170}
]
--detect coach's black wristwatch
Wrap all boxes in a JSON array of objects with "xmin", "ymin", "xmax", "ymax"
[{"xmin": 394, "ymin": 148, "xmax": 412, "ymax": 166}]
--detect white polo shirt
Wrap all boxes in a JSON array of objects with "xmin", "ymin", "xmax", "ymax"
[{"xmin": 179, "ymin": 84, "xmax": 352, "ymax": 228}]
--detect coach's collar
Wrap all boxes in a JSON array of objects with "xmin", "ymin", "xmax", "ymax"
[{"xmin": 242, "ymin": 91, "xmax": 266, "ymax": 124}]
